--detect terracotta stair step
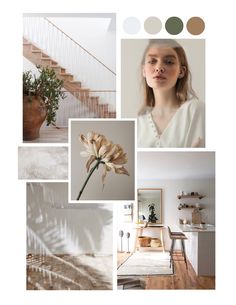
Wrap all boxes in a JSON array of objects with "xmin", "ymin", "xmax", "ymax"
[
  {"xmin": 86, "ymin": 96, "xmax": 99, "ymax": 106},
  {"xmin": 41, "ymin": 57, "xmax": 53, "ymax": 64},
  {"xmin": 51, "ymin": 65, "xmax": 66, "ymax": 74},
  {"xmin": 72, "ymin": 89, "xmax": 90, "ymax": 102},
  {"xmin": 69, "ymin": 81, "xmax": 82, "ymax": 88},
  {"xmin": 23, "ymin": 37, "xmax": 115, "ymax": 118},
  {"xmin": 67, "ymin": 84, "xmax": 83, "ymax": 92},
  {"xmin": 31, "ymin": 45, "xmax": 41, "ymax": 51},
  {"xmin": 50, "ymin": 65, "xmax": 63, "ymax": 72},
  {"xmin": 23, "ymin": 38, "xmax": 32, "ymax": 46},
  {"xmin": 98, "ymin": 104, "xmax": 109, "ymax": 117},
  {"xmin": 64, "ymin": 85, "xmax": 89, "ymax": 94},
  {"xmin": 105, "ymin": 111, "xmax": 116, "ymax": 118},
  {"xmin": 59, "ymin": 73, "xmax": 74, "ymax": 81},
  {"xmin": 41, "ymin": 53, "xmax": 50, "ymax": 58}
]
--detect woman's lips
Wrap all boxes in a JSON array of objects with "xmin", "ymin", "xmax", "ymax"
[{"xmin": 153, "ymin": 75, "xmax": 166, "ymax": 80}]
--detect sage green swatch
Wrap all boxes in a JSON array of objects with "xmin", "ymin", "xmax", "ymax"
[{"xmin": 165, "ymin": 17, "xmax": 183, "ymax": 35}]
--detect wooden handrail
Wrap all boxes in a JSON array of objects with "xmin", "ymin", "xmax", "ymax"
[{"xmin": 44, "ymin": 17, "xmax": 116, "ymax": 76}]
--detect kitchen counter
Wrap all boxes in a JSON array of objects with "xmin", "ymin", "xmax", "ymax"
[
  {"xmin": 179, "ymin": 224, "xmax": 215, "ymax": 276},
  {"xmin": 179, "ymin": 224, "xmax": 215, "ymax": 232}
]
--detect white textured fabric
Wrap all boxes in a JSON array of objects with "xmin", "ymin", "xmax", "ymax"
[
  {"xmin": 138, "ymin": 99, "xmax": 205, "ymax": 148},
  {"xmin": 18, "ymin": 147, "xmax": 68, "ymax": 179}
]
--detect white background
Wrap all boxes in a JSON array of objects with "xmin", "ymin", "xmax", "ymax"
[{"xmin": 0, "ymin": 0, "xmax": 235, "ymax": 304}]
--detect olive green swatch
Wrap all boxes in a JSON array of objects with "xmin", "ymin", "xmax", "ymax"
[{"xmin": 165, "ymin": 17, "xmax": 183, "ymax": 35}]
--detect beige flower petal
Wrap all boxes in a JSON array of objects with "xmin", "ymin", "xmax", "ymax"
[
  {"xmin": 79, "ymin": 134, "xmax": 88, "ymax": 145},
  {"xmin": 112, "ymin": 153, "xmax": 128, "ymax": 165},
  {"xmin": 106, "ymin": 162, "xmax": 123, "ymax": 170},
  {"xmin": 86, "ymin": 155, "xmax": 96, "ymax": 172},
  {"xmin": 114, "ymin": 166, "xmax": 130, "ymax": 176},
  {"xmin": 79, "ymin": 131, "xmax": 130, "ymax": 190},
  {"xmin": 99, "ymin": 144, "xmax": 110, "ymax": 158},
  {"xmin": 87, "ymin": 131, "xmax": 95, "ymax": 141}
]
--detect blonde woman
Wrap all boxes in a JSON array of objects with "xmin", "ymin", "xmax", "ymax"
[{"xmin": 138, "ymin": 39, "xmax": 205, "ymax": 148}]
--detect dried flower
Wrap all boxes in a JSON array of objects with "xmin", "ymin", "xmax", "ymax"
[{"xmin": 77, "ymin": 131, "xmax": 129, "ymax": 200}]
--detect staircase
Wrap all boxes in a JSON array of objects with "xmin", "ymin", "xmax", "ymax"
[{"xmin": 23, "ymin": 38, "xmax": 116, "ymax": 118}]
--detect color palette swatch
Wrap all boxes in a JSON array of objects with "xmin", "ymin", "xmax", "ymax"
[
  {"xmin": 144, "ymin": 17, "xmax": 162, "ymax": 34},
  {"xmin": 165, "ymin": 17, "xmax": 184, "ymax": 35},
  {"xmin": 123, "ymin": 16, "xmax": 205, "ymax": 35}
]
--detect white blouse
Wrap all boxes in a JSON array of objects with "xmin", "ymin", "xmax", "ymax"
[{"xmin": 137, "ymin": 99, "xmax": 205, "ymax": 148}]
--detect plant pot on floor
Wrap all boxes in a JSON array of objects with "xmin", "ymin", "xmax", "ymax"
[
  {"xmin": 23, "ymin": 95, "xmax": 47, "ymax": 140},
  {"xmin": 22, "ymin": 66, "xmax": 66, "ymax": 141}
]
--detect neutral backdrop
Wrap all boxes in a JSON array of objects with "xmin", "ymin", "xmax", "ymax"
[
  {"xmin": 121, "ymin": 39, "xmax": 205, "ymax": 118},
  {"xmin": 27, "ymin": 182, "xmax": 113, "ymax": 254},
  {"xmin": 70, "ymin": 120, "xmax": 135, "ymax": 200}
]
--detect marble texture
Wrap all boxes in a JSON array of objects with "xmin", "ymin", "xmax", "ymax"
[{"xmin": 18, "ymin": 147, "xmax": 68, "ymax": 179}]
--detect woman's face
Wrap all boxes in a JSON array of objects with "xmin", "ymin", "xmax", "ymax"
[{"xmin": 143, "ymin": 45, "xmax": 185, "ymax": 92}]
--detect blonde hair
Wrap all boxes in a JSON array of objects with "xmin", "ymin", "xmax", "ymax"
[{"xmin": 139, "ymin": 39, "xmax": 197, "ymax": 115}]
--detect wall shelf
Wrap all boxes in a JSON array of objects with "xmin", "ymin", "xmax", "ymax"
[
  {"xmin": 177, "ymin": 195, "xmax": 205, "ymax": 200},
  {"xmin": 178, "ymin": 206, "xmax": 204, "ymax": 211}
]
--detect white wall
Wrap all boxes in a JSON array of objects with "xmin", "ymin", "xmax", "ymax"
[
  {"xmin": 23, "ymin": 57, "xmax": 39, "ymax": 73},
  {"xmin": 24, "ymin": 16, "xmax": 116, "ymax": 90},
  {"xmin": 117, "ymin": 203, "xmax": 137, "ymax": 252},
  {"xmin": 121, "ymin": 39, "xmax": 205, "ymax": 118},
  {"xmin": 27, "ymin": 183, "xmax": 113, "ymax": 255},
  {"xmin": 137, "ymin": 178, "xmax": 215, "ymax": 250},
  {"xmin": 48, "ymin": 17, "xmax": 116, "ymax": 71}
]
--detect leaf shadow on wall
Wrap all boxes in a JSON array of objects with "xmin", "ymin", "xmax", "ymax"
[
  {"xmin": 27, "ymin": 183, "xmax": 113, "ymax": 254},
  {"xmin": 26, "ymin": 183, "xmax": 113, "ymax": 290}
]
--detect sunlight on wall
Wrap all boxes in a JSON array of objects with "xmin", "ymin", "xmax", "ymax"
[{"xmin": 27, "ymin": 183, "xmax": 113, "ymax": 255}]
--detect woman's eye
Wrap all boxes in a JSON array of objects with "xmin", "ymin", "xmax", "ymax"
[
  {"xmin": 165, "ymin": 60, "xmax": 174, "ymax": 65},
  {"xmin": 147, "ymin": 59, "xmax": 156, "ymax": 64}
]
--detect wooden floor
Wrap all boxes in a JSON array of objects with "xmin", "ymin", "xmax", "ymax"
[
  {"xmin": 23, "ymin": 126, "xmax": 68, "ymax": 143},
  {"xmin": 117, "ymin": 251, "xmax": 215, "ymax": 290}
]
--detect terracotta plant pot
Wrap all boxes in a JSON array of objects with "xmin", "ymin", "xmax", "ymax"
[{"xmin": 23, "ymin": 95, "xmax": 47, "ymax": 140}]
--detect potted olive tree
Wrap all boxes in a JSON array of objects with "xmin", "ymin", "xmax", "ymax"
[{"xmin": 23, "ymin": 65, "xmax": 66, "ymax": 140}]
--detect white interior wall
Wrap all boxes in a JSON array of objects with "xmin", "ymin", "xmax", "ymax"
[
  {"xmin": 117, "ymin": 178, "xmax": 215, "ymax": 252},
  {"xmin": 48, "ymin": 17, "xmax": 116, "ymax": 71},
  {"xmin": 137, "ymin": 178, "xmax": 215, "ymax": 250},
  {"xmin": 23, "ymin": 57, "xmax": 39, "ymax": 74},
  {"xmin": 117, "ymin": 203, "xmax": 138, "ymax": 253},
  {"xmin": 27, "ymin": 183, "xmax": 113, "ymax": 255}
]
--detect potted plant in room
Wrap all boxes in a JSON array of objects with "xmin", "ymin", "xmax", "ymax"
[
  {"xmin": 148, "ymin": 203, "xmax": 158, "ymax": 223},
  {"xmin": 23, "ymin": 65, "xmax": 66, "ymax": 140}
]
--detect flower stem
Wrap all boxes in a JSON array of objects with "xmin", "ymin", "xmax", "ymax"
[{"xmin": 77, "ymin": 159, "xmax": 101, "ymax": 200}]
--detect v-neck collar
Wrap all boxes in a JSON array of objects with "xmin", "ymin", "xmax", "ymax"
[{"xmin": 148, "ymin": 102, "xmax": 187, "ymax": 137}]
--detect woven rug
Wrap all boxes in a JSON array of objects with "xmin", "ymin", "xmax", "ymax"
[
  {"xmin": 27, "ymin": 254, "xmax": 112, "ymax": 290},
  {"xmin": 117, "ymin": 251, "xmax": 173, "ymax": 276}
]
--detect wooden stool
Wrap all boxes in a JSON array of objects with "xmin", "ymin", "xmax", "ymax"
[{"xmin": 167, "ymin": 226, "xmax": 188, "ymax": 272}]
